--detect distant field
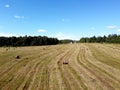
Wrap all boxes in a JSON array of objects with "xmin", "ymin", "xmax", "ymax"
[{"xmin": 0, "ymin": 43, "xmax": 120, "ymax": 90}]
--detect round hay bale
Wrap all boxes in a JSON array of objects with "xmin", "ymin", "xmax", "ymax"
[
  {"xmin": 57, "ymin": 61, "xmax": 60, "ymax": 64},
  {"xmin": 63, "ymin": 62, "xmax": 68, "ymax": 64},
  {"xmin": 15, "ymin": 55, "xmax": 20, "ymax": 59}
]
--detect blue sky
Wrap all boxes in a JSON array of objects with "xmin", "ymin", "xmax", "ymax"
[{"xmin": 0, "ymin": 0, "xmax": 120, "ymax": 40}]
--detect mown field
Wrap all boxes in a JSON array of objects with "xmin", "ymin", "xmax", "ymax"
[{"xmin": 0, "ymin": 43, "xmax": 120, "ymax": 90}]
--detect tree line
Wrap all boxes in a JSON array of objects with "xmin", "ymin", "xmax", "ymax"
[
  {"xmin": 1, "ymin": 34, "xmax": 120, "ymax": 46},
  {"xmin": 59, "ymin": 39, "xmax": 73, "ymax": 44},
  {"xmin": 0, "ymin": 35, "xmax": 59, "ymax": 46},
  {"xmin": 79, "ymin": 34, "xmax": 120, "ymax": 43}
]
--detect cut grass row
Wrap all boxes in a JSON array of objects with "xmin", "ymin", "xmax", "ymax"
[
  {"xmin": 77, "ymin": 44, "xmax": 120, "ymax": 89},
  {"xmin": 0, "ymin": 44, "xmax": 120, "ymax": 90}
]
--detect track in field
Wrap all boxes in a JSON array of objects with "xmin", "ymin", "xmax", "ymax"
[{"xmin": 0, "ymin": 43, "xmax": 120, "ymax": 90}]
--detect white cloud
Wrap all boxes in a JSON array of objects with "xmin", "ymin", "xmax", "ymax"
[
  {"xmin": 117, "ymin": 29, "xmax": 120, "ymax": 32},
  {"xmin": 38, "ymin": 29, "xmax": 46, "ymax": 33},
  {"xmin": 90, "ymin": 27, "xmax": 95, "ymax": 30},
  {"xmin": 5, "ymin": 4, "xmax": 10, "ymax": 8},
  {"xmin": 56, "ymin": 32, "xmax": 64, "ymax": 39},
  {"xmin": 61, "ymin": 18, "xmax": 70, "ymax": 22},
  {"xmin": 0, "ymin": 32, "xmax": 16, "ymax": 37},
  {"xmin": 106, "ymin": 25, "xmax": 117, "ymax": 29},
  {"xmin": 14, "ymin": 15, "xmax": 24, "ymax": 19},
  {"xmin": 56, "ymin": 32, "xmax": 78, "ymax": 40}
]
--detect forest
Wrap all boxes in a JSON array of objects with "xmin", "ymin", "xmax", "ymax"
[
  {"xmin": 0, "ymin": 35, "xmax": 59, "ymax": 46},
  {"xmin": 0, "ymin": 34, "xmax": 120, "ymax": 46},
  {"xmin": 79, "ymin": 34, "xmax": 120, "ymax": 43}
]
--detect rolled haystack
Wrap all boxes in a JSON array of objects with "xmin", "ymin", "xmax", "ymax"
[{"xmin": 15, "ymin": 55, "xmax": 20, "ymax": 59}]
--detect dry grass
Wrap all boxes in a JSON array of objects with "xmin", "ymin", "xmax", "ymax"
[{"xmin": 0, "ymin": 44, "xmax": 120, "ymax": 90}]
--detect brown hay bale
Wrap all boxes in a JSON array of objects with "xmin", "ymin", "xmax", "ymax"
[
  {"xmin": 43, "ymin": 48, "xmax": 46, "ymax": 50},
  {"xmin": 26, "ymin": 57, "xmax": 28, "ymax": 59},
  {"xmin": 15, "ymin": 55, "xmax": 20, "ymax": 59},
  {"xmin": 57, "ymin": 61, "xmax": 60, "ymax": 64},
  {"xmin": 6, "ymin": 49, "xmax": 8, "ymax": 51},
  {"xmin": 63, "ymin": 62, "xmax": 68, "ymax": 64}
]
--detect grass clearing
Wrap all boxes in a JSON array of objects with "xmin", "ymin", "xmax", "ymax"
[{"xmin": 0, "ymin": 44, "xmax": 120, "ymax": 90}]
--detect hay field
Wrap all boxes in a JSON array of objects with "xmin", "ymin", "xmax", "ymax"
[{"xmin": 0, "ymin": 43, "xmax": 120, "ymax": 90}]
